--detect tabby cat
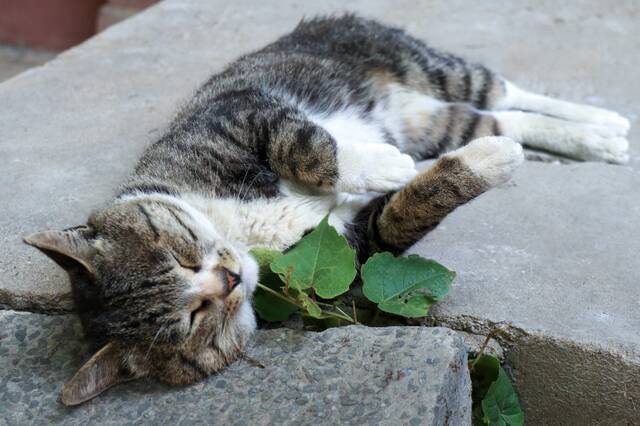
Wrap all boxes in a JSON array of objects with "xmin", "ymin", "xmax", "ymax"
[{"xmin": 24, "ymin": 15, "xmax": 629, "ymax": 405}]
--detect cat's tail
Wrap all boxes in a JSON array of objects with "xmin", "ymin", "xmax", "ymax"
[{"xmin": 347, "ymin": 136, "xmax": 523, "ymax": 262}]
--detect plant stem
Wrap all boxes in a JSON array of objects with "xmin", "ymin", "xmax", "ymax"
[
  {"xmin": 471, "ymin": 326, "xmax": 507, "ymax": 369},
  {"xmin": 317, "ymin": 311, "xmax": 355, "ymax": 322},
  {"xmin": 256, "ymin": 283, "xmax": 354, "ymax": 323},
  {"xmin": 256, "ymin": 283, "xmax": 299, "ymax": 306},
  {"xmin": 334, "ymin": 305, "xmax": 352, "ymax": 322},
  {"xmin": 283, "ymin": 266, "xmax": 292, "ymax": 297}
]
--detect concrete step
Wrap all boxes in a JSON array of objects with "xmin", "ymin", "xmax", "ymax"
[
  {"xmin": 409, "ymin": 161, "xmax": 640, "ymax": 423},
  {"xmin": 0, "ymin": 0, "xmax": 639, "ymax": 423},
  {"xmin": 0, "ymin": 310, "xmax": 471, "ymax": 425}
]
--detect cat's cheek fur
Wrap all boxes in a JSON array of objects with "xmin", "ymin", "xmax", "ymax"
[
  {"xmin": 239, "ymin": 250, "xmax": 258, "ymax": 295},
  {"xmin": 236, "ymin": 300, "xmax": 257, "ymax": 337}
]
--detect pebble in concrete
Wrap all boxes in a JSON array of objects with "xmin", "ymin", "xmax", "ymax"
[{"xmin": 0, "ymin": 310, "xmax": 471, "ymax": 425}]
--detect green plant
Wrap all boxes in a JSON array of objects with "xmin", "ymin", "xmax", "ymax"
[
  {"xmin": 251, "ymin": 215, "xmax": 523, "ymax": 423},
  {"xmin": 469, "ymin": 332, "xmax": 524, "ymax": 426},
  {"xmin": 251, "ymin": 215, "xmax": 454, "ymax": 324}
]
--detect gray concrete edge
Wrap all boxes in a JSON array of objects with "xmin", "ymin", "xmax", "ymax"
[{"xmin": 430, "ymin": 313, "xmax": 640, "ymax": 422}]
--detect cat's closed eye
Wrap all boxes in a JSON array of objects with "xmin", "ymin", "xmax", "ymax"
[{"xmin": 170, "ymin": 251, "xmax": 201, "ymax": 273}]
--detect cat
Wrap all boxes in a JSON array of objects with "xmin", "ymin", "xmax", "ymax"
[{"xmin": 24, "ymin": 15, "xmax": 629, "ymax": 405}]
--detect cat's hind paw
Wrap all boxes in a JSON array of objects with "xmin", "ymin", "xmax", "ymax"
[
  {"xmin": 584, "ymin": 136, "xmax": 629, "ymax": 164},
  {"xmin": 336, "ymin": 142, "xmax": 417, "ymax": 193},
  {"xmin": 446, "ymin": 137, "xmax": 524, "ymax": 187},
  {"xmin": 565, "ymin": 105, "xmax": 630, "ymax": 136}
]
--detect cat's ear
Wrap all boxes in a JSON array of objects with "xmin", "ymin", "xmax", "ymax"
[
  {"xmin": 59, "ymin": 342, "xmax": 135, "ymax": 406},
  {"xmin": 23, "ymin": 226, "xmax": 97, "ymax": 274}
]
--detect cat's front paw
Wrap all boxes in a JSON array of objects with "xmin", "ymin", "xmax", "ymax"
[
  {"xmin": 336, "ymin": 142, "xmax": 417, "ymax": 193},
  {"xmin": 446, "ymin": 137, "xmax": 524, "ymax": 187}
]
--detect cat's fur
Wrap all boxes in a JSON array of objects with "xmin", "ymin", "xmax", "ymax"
[{"xmin": 24, "ymin": 15, "xmax": 630, "ymax": 405}]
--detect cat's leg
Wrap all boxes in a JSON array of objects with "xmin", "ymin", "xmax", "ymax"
[
  {"xmin": 386, "ymin": 88, "xmax": 501, "ymax": 158},
  {"xmin": 493, "ymin": 81, "xmax": 630, "ymax": 134},
  {"xmin": 266, "ymin": 117, "xmax": 417, "ymax": 194},
  {"xmin": 393, "ymin": 39, "xmax": 630, "ymax": 135},
  {"xmin": 383, "ymin": 41, "xmax": 630, "ymax": 163},
  {"xmin": 488, "ymin": 80, "xmax": 630, "ymax": 163},
  {"xmin": 392, "ymin": 88, "xmax": 629, "ymax": 164},
  {"xmin": 494, "ymin": 110, "xmax": 629, "ymax": 164},
  {"xmin": 347, "ymin": 136, "xmax": 523, "ymax": 259}
]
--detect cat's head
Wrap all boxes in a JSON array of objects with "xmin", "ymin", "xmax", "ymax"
[{"xmin": 24, "ymin": 196, "xmax": 258, "ymax": 406}]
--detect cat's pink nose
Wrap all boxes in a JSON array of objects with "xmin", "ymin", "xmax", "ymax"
[
  {"xmin": 197, "ymin": 267, "xmax": 241, "ymax": 299},
  {"xmin": 221, "ymin": 267, "xmax": 241, "ymax": 294}
]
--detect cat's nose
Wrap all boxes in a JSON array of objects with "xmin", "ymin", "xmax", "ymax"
[
  {"xmin": 221, "ymin": 267, "xmax": 241, "ymax": 294},
  {"xmin": 197, "ymin": 267, "xmax": 241, "ymax": 299}
]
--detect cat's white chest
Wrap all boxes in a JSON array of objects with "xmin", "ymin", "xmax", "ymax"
[
  {"xmin": 184, "ymin": 186, "xmax": 332, "ymax": 250},
  {"xmin": 184, "ymin": 183, "xmax": 376, "ymax": 251}
]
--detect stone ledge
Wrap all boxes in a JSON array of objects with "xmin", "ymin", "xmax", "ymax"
[
  {"xmin": 0, "ymin": 310, "xmax": 471, "ymax": 425},
  {"xmin": 410, "ymin": 161, "xmax": 640, "ymax": 422}
]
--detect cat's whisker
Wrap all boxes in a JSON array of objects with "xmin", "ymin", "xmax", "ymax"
[{"xmin": 145, "ymin": 324, "xmax": 167, "ymax": 359}]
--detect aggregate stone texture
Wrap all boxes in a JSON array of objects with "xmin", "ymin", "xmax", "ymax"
[{"xmin": 0, "ymin": 310, "xmax": 471, "ymax": 425}]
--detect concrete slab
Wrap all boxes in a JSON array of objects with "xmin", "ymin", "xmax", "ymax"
[
  {"xmin": 0, "ymin": 310, "xmax": 470, "ymax": 425},
  {"xmin": 409, "ymin": 161, "xmax": 640, "ymax": 422}
]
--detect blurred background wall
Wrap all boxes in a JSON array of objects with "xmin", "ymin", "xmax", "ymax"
[{"xmin": 0, "ymin": 0, "xmax": 158, "ymax": 80}]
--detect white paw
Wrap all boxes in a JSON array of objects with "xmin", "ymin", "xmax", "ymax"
[
  {"xmin": 581, "ymin": 136, "xmax": 629, "ymax": 164},
  {"xmin": 446, "ymin": 137, "xmax": 524, "ymax": 187},
  {"xmin": 336, "ymin": 143, "xmax": 417, "ymax": 193},
  {"xmin": 578, "ymin": 107, "xmax": 630, "ymax": 136},
  {"xmin": 544, "ymin": 122, "xmax": 630, "ymax": 164}
]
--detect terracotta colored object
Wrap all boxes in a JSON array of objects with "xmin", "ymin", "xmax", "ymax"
[{"xmin": 0, "ymin": 0, "xmax": 106, "ymax": 50}]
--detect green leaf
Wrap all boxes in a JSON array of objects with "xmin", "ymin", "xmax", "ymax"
[
  {"xmin": 250, "ymin": 248, "xmax": 298, "ymax": 322},
  {"xmin": 297, "ymin": 291, "xmax": 322, "ymax": 318},
  {"xmin": 361, "ymin": 252, "xmax": 455, "ymax": 318},
  {"xmin": 481, "ymin": 367, "xmax": 524, "ymax": 426},
  {"xmin": 250, "ymin": 247, "xmax": 281, "ymax": 269},
  {"xmin": 271, "ymin": 216, "xmax": 356, "ymax": 299},
  {"xmin": 471, "ymin": 354, "xmax": 501, "ymax": 403}
]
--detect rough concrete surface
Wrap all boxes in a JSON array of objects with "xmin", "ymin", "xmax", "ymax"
[
  {"xmin": 1, "ymin": 0, "xmax": 639, "ymax": 423},
  {"xmin": 0, "ymin": 311, "xmax": 470, "ymax": 425}
]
